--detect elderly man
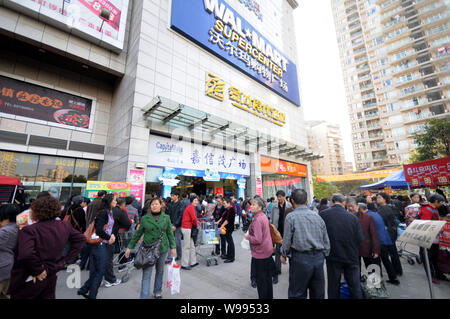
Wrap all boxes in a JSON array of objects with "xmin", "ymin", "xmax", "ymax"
[
  {"xmin": 270, "ymin": 190, "xmax": 293, "ymax": 284},
  {"xmin": 280, "ymin": 189, "xmax": 330, "ymax": 299},
  {"xmin": 319, "ymin": 194, "xmax": 364, "ymax": 299}
]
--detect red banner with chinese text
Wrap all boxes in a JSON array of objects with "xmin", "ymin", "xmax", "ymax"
[{"xmin": 403, "ymin": 157, "xmax": 450, "ymax": 187}]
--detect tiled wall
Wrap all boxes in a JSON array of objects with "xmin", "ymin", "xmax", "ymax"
[
  {"xmin": 0, "ymin": 4, "xmax": 130, "ymax": 76},
  {"xmin": 0, "ymin": 48, "xmax": 113, "ymax": 161}
]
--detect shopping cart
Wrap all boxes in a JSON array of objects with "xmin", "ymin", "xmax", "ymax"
[
  {"xmin": 396, "ymin": 223, "xmax": 422, "ymax": 265},
  {"xmin": 195, "ymin": 218, "xmax": 220, "ymax": 267},
  {"xmin": 112, "ymin": 230, "xmax": 140, "ymax": 283}
]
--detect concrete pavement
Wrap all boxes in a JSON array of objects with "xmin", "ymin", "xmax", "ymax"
[{"xmin": 55, "ymin": 229, "xmax": 450, "ymax": 299}]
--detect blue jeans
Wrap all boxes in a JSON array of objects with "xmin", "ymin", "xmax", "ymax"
[
  {"xmin": 140, "ymin": 251, "xmax": 168, "ymax": 299},
  {"xmin": 288, "ymin": 251, "xmax": 325, "ymax": 299},
  {"xmin": 79, "ymin": 243, "xmax": 91, "ymax": 269},
  {"xmin": 79, "ymin": 243, "xmax": 108, "ymax": 299}
]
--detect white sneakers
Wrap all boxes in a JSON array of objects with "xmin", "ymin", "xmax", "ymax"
[{"xmin": 104, "ymin": 279, "xmax": 121, "ymax": 288}]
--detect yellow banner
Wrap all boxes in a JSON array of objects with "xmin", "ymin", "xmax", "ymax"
[
  {"xmin": 316, "ymin": 168, "xmax": 401, "ymax": 182},
  {"xmin": 86, "ymin": 181, "xmax": 130, "ymax": 191}
]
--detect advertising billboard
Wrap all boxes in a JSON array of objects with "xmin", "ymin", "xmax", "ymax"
[
  {"xmin": 0, "ymin": 75, "xmax": 93, "ymax": 130},
  {"xmin": 171, "ymin": 0, "xmax": 301, "ymax": 106},
  {"xmin": 3, "ymin": 0, "xmax": 129, "ymax": 52},
  {"xmin": 404, "ymin": 157, "xmax": 450, "ymax": 187}
]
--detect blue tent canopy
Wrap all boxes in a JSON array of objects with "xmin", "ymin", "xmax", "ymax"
[{"xmin": 360, "ymin": 170, "xmax": 411, "ymax": 190}]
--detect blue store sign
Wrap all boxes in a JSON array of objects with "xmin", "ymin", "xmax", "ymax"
[{"xmin": 171, "ymin": 0, "xmax": 301, "ymax": 106}]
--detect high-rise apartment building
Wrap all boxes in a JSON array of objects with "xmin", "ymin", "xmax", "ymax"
[
  {"xmin": 331, "ymin": 0, "xmax": 449, "ymax": 172},
  {"xmin": 306, "ymin": 121, "xmax": 346, "ymax": 175}
]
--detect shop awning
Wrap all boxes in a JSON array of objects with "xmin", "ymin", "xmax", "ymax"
[{"xmin": 142, "ymin": 96, "xmax": 323, "ymax": 162}]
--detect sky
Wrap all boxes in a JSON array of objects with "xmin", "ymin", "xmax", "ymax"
[{"xmin": 293, "ymin": 1, "xmax": 355, "ymax": 167}]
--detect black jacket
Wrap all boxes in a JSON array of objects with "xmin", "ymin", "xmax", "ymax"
[
  {"xmin": 112, "ymin": 207, "xmax": 132, "ymax": 237},
  {"xmin": 319, "ymin": 204, "xmax": 364, "ymax": 265},
  {"xmin": 70, "ymin": 207, "xmax": 87, "ymax": 233},
  {"xmin": 94, "ymin": 209, "xmax": 114, "ymax": 241},
  {"xmin": 213, "ymin": 205, "xmax": 225, "ymax": 222},
  {"xmin": 166, "ymin": 200, "xmax": 186, "ymax": 228},
  {"xmin": 377, "ymin": 204, "xmax": 398, "ymax": 243}
]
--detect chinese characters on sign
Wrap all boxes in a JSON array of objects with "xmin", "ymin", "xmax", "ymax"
[
  {"xmin": 148, "ymin": 135, "xmax": 250, "ymax": 176},
  {"xmin": 170, "ymin": 0, "xmax": 300, "ymax": 106},
  {"xmin": 397, "ymin": 220, "xmax": 446, "ymax": 249},
  {"xmin": 404, "ymin": 157, "xmax": 450, "ymax": 187},
  {"xmin": 0, "ymin": 75, "xmax": 93, "ymax": 130},
  {"xmin": 205, "ymin": 73, "xmax": 286, "ymax": 126}
]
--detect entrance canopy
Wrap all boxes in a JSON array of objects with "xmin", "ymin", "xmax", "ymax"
[
  {"xmin": 360, "ymin": 170, "xmax": 410, "ymax": 190},
  {"xmin": 142, "ymin": 96, "xmax": 322, "ymax": 162},
  {"xmin": 0, "ymin": 174, "xmax": 21, "ymax": 186}
]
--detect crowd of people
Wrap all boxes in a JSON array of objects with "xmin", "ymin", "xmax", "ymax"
[{"xmin": 0, "ymin": 186, "xmax": 449, "ymax": 300}]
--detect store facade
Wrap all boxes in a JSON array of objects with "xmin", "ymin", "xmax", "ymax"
[{"xmin": 0, "ymin": 0, "xmax": 321, "ymax": 204}]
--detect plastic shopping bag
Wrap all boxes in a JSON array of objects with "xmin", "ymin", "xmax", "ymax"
[
  {"xmin": 166, "ymin": 260, "xmax": 181, "ymax": 295},
  {"xmin": 241, "ymin": 231, "xmax": 250, "ymax": 250}
]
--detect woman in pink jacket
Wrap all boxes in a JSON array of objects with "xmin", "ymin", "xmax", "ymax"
[{"xmin": 244, "ymin": 197, "xmax": 275, "ymax": 299}]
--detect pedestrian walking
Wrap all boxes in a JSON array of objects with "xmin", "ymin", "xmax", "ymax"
[
  {"xmin": 103, "ymin": 197, "xmax": 132, "ymax": 288},
  {"xmin": 270, "ymin": 190, "xmax": 293, "ymax": 284},
  {"xmin": 361, "ymin": 203, "xmax": 400, "ymax": 285},
  {"xmin": 244, "ymin": 197, "xmax": 275, "ymax": 299},
  {"xmin": 125, "ymin": 196, "xmax": 140, "ymax": 225},
  {"xmin": 166, "ymin": 190, "xmax": 186, "ymax": 262},
  {"xmin": 0, "ymin": 204, "xmax": 20, "ymax": 299},
  {"xmin": 85, "ymin": 191, "xmax": 107, "ymax": 226},
  {"xmin": 280, "ymin": 189, "xmax": 330, "ymax": 299},
  {"xmin": 317, "ymin": 198, "xmax": 329, "ymax": 213},
  {"xmin": 319, "ymin": 194, "xmax": 364, "ymax": 299},
  {"xmin": 181, "ymin": 195, "xmax": 199, "ymax": 270},
  {"xmin": 8, "ymin": 197, "xmax": 85, "ymax": 299},
  {"xmin": 404, "ymin": 193, "xmax": 422, "ymax": 226},
  {"xmin": 419, "ymin": 194, "xmax": 445, "ymax": 284},
  {"xmin": 78, "ymin": 194, "xmax": 117, "ymax": 299},
  {"xmin": 125, "ymin": 197, "xmax": 176, "ymax": 299},
  {"xmin": 213, "ymin": 196, "xmax": 225, "ymax": 256},
  {"xmin": 376, "ymin": 193, "xmax": 403, "ymax": 277},
  {"xmin": 348, "ymin": 201, "xmax": 380, "ymax": 274},
  {"xmin": 215, "ymin": 197, "xmax": 236, "ymax": 263}
]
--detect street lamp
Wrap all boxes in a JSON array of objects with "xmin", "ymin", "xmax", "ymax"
[{"xmin": 99, "ymin": 7, "xmax": 111, "ymax": 32}]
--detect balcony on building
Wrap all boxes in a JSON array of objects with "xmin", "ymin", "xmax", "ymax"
[
  {"xmin": 353, "ymin": 46, "xmax": 367, "ymax": 57},
  {"xmin": 347, "ymin": 13, "xmax": 360, "ymax": 23},
  {"xmin": 349, "ymin": 21, "xmax": 361, "ymax": 31},
  {"xmin": 345, "ymin": 0, "xmax": 357, "ymax": 8},
  {"xmin": 365, "ymin": 111, "xmax": 380, "ymax": 119}
]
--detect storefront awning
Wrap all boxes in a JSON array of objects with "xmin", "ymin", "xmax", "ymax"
[{"xmin": 142, "ymin": 96, "xmax": 323, "ymax": 162}]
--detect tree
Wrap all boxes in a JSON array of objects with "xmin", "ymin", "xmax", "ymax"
[
  {"xmin": 313, "ymin": 177, "xmax": 339, "ymax": 199},
  {"xmin": 409, "ymin": 118, "xmax": 450, "ymax": 163}
]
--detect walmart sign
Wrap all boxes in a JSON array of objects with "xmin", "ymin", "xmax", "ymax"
[{"xmin": 170, "ymin": 0, "xmax": 301, "ymax": 106}]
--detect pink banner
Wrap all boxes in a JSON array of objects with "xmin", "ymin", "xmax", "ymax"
[{"xmin": 129, "ymin": 169, "xmax": 145, "ymax": 203}]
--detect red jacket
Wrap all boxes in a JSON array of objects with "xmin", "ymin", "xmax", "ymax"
[
  {"xmin": 356, "ymin": 211, "xmax": 380, "ymax": 258},
  {"xmin": 419, "ymin": 203, "xmax": 440, "ymax": 221},
  {"xmin": 182, "ymin": 204, "xmax": 198, "ymax": 229}
]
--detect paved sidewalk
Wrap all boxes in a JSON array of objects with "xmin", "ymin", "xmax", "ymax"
[{"xmin": 55, "ymin": 229, "xmax": 450, "ymax": 299}]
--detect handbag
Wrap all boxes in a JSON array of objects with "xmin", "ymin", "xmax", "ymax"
[
  {"xmin": 191, "ymin": 226, "xmax": 199, "ymax": 245},
  {"xmin": 269, "ymin": 223, "xmax": 283, "ymax": 245},
  {"xmin": 134, "ymin": 215, "xmax": 167, "ymax": 269},
  {"xmin": 84, "ymin": 221, "xmax": 106, "ymax": 245}
]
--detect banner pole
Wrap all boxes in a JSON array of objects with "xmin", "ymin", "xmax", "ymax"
[{"xmin": 423, "ymin": 247, "xmax": 434, "ymax": 299}]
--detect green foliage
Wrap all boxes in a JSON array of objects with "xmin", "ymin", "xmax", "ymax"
[
  {"xmin": 410, "ymin": 118, "xmax": 450, "ymax": 162},
  {"xmin": 333, "ymin": 180, "xmax": 374, "ymax": 195},
  {"xmin": 63, "ymin": 175, "xmax": 88, "ymax": 183},
  {"xmin": 313, "ymin": 177, "xmax": 339, "ymax": 199}
]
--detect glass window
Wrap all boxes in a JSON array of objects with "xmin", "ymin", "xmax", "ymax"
[
  {"xmin": 36, "ymin": 156, "xmax": 75, "ymax": 183},
  {"xmin": 0, "ymin": 151, "xmax": 39, "ymax": 182},
  {"xmin": 73, "ymin": 159, "xmax": 102, "ymax": 183}
]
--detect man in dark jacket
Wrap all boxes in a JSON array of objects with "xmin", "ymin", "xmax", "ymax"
[
  {"xmin": 166, "ymin": 190, "xmax": 186, "ymax": 261},
  {"xmin": 213, "ymin": 196, "xmax": 226, "ymax": 256},
  {"xmin": 376, "ymin": 192, "xmax": 403, "ymax": 277},
  {"xmin": 103, "ymin": 197, "xmax": 132, "ymax": 288},
  {"xmin": 319, "ymin": 194, "xmax": 364, "ymax": 299},
  {"xmin": 85, "ymin": 191, "xmax": 107, "ymax": 226},
  {"xmin": 129, "ymin": 194, "xmax": 143, "ymax": 219}
]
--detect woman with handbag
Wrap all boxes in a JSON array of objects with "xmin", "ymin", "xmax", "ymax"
[
  {"xmin": 124, "ymin": 197, "xmax": 176, "ymax": 299},
  {"xmin": 180, "ymin": 196, "xmax": 199, "ymax": 270},
  {"xmin": 77, "ymin": 194, "xmax": 116, "ymax": 299},
  {"xmin": 8, "ymin": 197, "xmax": 85, "ymax": 299}
]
